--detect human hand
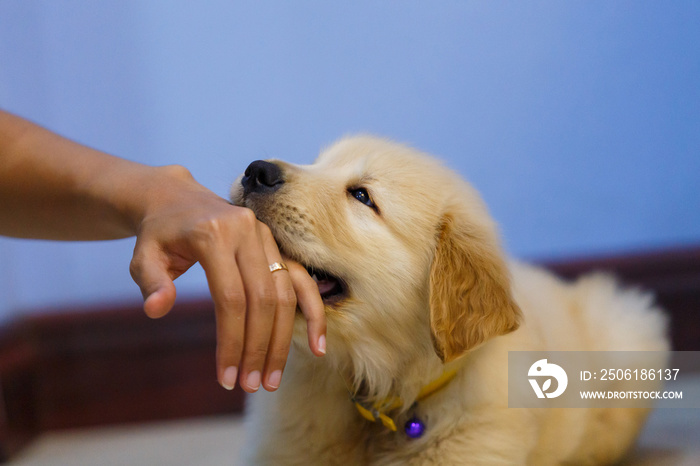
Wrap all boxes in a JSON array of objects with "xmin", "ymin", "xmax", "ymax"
[
  {"xmin": 0, "ymin": 111, "xmax": 325, "ymax": 388},
  {"xmin": 128, "ymin": 166, "xmax": 326, "ymax": 393}
]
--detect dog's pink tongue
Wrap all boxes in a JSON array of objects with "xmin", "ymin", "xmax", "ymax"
[{"xmin": 315, "ymin": 278, "xmax": 337, "ymax": 296}]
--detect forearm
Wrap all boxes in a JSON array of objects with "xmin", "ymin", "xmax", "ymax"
[
  {"xmin": 0, "ymin": 111, "xmax": 328, "ymax": 394},
  {"xmin": 0, "ymin": 110, "xmax": 167, "ymax": 240}
]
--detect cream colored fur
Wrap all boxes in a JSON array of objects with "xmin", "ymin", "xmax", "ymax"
[{"xmin": 231, "ymin": 136, "xmax": 669, "ymax": 465}]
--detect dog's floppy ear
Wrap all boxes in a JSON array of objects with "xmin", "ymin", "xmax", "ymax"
[{"xmin": 429, "ymin": 213, "xmax": 522, "ymax": 362}]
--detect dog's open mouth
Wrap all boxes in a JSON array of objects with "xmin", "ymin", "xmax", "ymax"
[
  {"xmin": 268, "ymin": 231, "xmax": 348, "ymax": 306},
  {"xmin": 305, "ymin": 266, "xmax": 348, "ymax": 305}
]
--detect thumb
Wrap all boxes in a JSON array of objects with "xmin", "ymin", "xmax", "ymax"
[
  {"xmin": 143, "ymin": 281, "xmax": 177, "ymax": 318},
  {"xmin": 130, "ymin": 246, "xmax": 177, "ymax": 319}
]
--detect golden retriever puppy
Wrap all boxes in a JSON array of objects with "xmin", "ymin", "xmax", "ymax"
[{"xmin": 231, "ymin": 136, "xmax": 668, "ymax": 465}]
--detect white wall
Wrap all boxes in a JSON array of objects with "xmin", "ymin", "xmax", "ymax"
[{"xmin": 1, "ymin": 1, "xmax": 699, "ymax": 320}]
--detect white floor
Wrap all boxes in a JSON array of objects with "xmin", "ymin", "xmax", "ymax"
[
  {"xmin": 11, "ymin": 417, "xmax": 248, "ymax": 466},
  {"xmin": 11, "ymin": 389, "xmax": 700, "ymax": 466},
  {"xmin": 10, "ymin": 409, "xmax": 700, "ymax": 466}
]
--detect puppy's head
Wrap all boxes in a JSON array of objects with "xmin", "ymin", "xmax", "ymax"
[{"xmin": 231, "ymin": 136, "xmax": 521, "ymax": 391}]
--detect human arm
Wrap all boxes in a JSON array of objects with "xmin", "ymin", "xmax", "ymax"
[{"xmin": 0, "ymin": 109, "xmax": 326, "ymax": 392}]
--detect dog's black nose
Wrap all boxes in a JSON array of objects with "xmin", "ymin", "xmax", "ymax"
[{"xmin": 242, "ymin": 160, "xmax": 284, "ymax": 195}]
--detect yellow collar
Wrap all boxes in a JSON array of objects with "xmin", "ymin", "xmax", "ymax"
[{"xmin": 351, "ymin": 369, "xmax": 458, "ymax": 432}]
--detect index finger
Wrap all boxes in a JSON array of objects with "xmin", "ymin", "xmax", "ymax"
[{"xmin": 198, "ymin": 250, "xmax": 247, "ymax": 391}]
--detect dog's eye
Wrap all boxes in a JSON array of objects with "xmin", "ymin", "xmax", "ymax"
[{"xmin": 349, "ymin": 188, "xmax": 375, "ymax": 208}]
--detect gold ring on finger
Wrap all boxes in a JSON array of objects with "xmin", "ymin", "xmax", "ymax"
[{"xmin": 269, "ymin": 262, "xmax": 288, "ymax": 274}]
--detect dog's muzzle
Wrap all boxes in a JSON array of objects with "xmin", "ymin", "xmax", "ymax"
[{"xmin": 242, "ymin": 160, "xmax": 284, "ymax": 196}]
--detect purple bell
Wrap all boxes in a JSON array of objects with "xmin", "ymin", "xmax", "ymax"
[{"xmin": 404, "ymin": 417, "xmax": 425, "ymax": 439}]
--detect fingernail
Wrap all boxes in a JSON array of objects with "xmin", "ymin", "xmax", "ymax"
[
  {"xmin": 246, "ymin": 370, "xmax": 261, "ymax": 391},
  {"xmin": 221, "ymin": 366, "xmax": 237, "ymax": 390},
  {"xmin": 267, "ymin": 370, "xmax": 282, "ymax": 389},
  {"xmin": 318, "ymin": 335, "xmax": 326, "ymax": 355}
]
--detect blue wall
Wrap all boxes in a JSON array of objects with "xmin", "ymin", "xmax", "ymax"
[{"xmin": 1, "ymin": 1, "xmax": 699, "ymax": 319}]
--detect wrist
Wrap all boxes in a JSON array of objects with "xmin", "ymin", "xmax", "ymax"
[{"xmin": 103, "ymin": 163, "xmax": 200, "ymax": 235}]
